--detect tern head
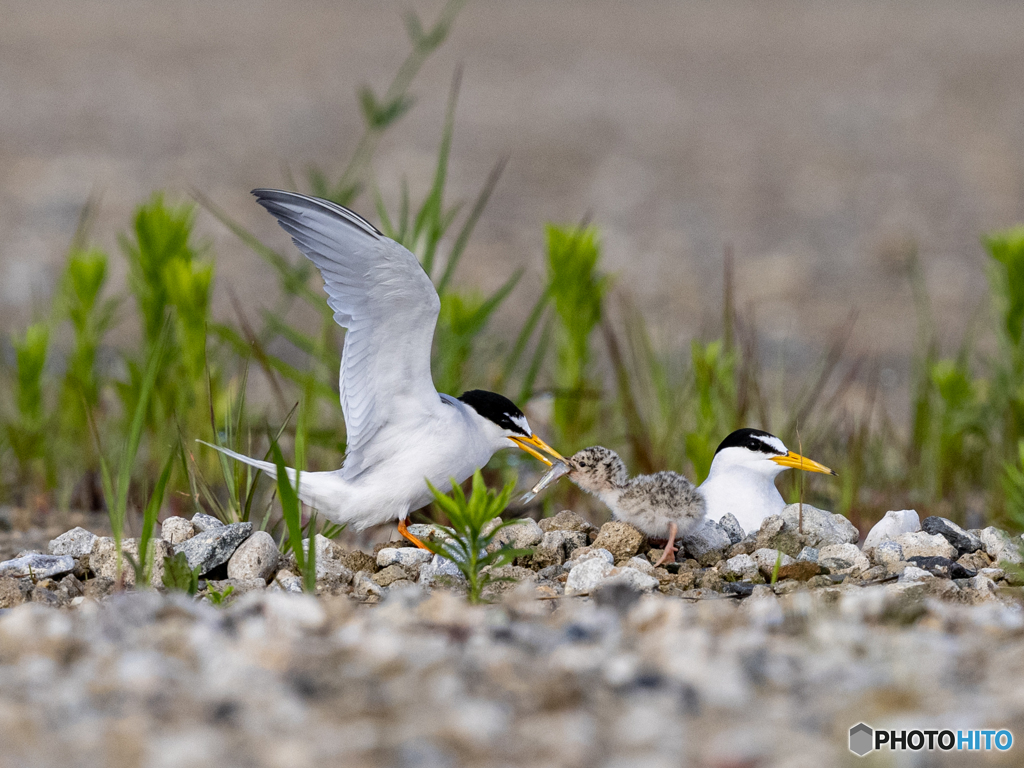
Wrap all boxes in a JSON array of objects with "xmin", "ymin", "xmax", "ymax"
[
  {"xmin": 458, "ymin": 390, "xmax": 565, "ymax": 465},
  {"xmin": 566, "ymin": 446, "xmax": 629, "ymax": 493},
  {"xmin": 709, "ymin": 428, "xmax": 836, "ymax": 479}
]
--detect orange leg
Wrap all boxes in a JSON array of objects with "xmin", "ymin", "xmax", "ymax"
[
  {"xmin": 398, "ymin": 517, "xmax": 431, "ymax": 551},
  {"xmin": 653, "ymin": 522, "xmax": 678, "ymax": 567}
]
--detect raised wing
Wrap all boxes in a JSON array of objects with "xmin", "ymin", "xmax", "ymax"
[{"xmin": 253, "ymin": 189, "xmax": 441, "ymax": 476}]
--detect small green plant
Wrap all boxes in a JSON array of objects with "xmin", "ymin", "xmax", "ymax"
[
  {"xmin": 5, "ymin": 322, "xmax": 52, "ymax": 498},
  {"xmin": 770, "ymin": 550, "xmax": 783, "ymax": 586},
  {"xmin": 1001, "ymin": 440, "xmax": 1024, "ymax": 531},
  {"xmin": 206, "ymin": 584, "xmax": 235, "ymax": 605},
  {"xmin": 125, "ymin": 449, "xmax": 175, "ymax": 588},
  {"xmin": 423, "ymin": 471, "xmax": 529, "ymax": 604},
  {"xmin": 162, "ymin": 551, "xmax": 201, "ymax": 595},
  {"xmin": 546, "ymin": 224, "xmax": 611, "ymax": 450},
  {"xmin": 685, "ymin": 339, "xmax": 738, "ymax": 482}
]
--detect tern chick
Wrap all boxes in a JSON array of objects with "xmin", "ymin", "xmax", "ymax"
[{"xmin": 567, "ymin": 447, "xmax": 705, "ymax": 566}]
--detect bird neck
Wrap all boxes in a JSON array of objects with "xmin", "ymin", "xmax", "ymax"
[{"xmin": 698, "ymin": 462, "xmax": 785, "ymax": 533}]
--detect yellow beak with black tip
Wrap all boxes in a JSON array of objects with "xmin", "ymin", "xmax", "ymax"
[
  {"xmin": 771, "ymin": 450, "xmax": 837, "ymax": 476},
  {"xmin": 509, "ymin": 434, "xmax": 566, "ymax": 466}
]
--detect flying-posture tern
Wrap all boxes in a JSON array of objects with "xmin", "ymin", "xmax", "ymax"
[
  {"xmin": 699, "ymin": 428, "xmax": 835, "ymax": 534},
  {"xmin": 205, "ymin": 189, "xmax": 564, "ymax": 548}
]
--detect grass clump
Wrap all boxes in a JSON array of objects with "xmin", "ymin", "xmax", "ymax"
[{"xmin": 423, "ymin": 471, "xmax": 529, "ymax": 604}]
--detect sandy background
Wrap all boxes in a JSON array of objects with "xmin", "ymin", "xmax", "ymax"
[{"xmin": 2, "ymin": 0, "xmax": 1023, "ymax": 405}]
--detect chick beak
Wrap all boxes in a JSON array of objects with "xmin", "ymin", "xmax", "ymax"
[
  {"xmin": 508, "ymin": 434, "xmax": 566, "ymax": 466},
  {"xmin": 770, "ymin": 450, "xmax": 837, "ymax": 476}
]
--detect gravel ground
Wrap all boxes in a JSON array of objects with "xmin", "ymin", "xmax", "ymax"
[{"xmin": 2, "ymin": 506, "xmax": 1024, "ymax": 765}]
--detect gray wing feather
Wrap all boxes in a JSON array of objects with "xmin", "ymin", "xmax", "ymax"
[{"xmin": 252, "ymin": 189, "xmax": 441, "ymax": 477}]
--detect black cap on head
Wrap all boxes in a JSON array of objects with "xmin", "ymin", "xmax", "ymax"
[
  {"xmin": 714, "ymin": 428, "xmax": 785, "ymax": 456},
  {"xmin": 458, "ymin": 390, "xmax": 529, "ymax": 435}
]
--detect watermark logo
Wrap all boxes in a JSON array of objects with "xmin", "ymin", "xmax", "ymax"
[{"xmin": 849, "ymin": 723, "xmax": 1013, "ymax": 756}]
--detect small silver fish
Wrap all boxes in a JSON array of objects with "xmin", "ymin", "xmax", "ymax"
[{"xmin": 519, "ymin": 460, "xmax": 572, "ymax": 504}]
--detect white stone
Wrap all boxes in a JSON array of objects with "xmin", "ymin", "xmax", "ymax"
[
  {"xmin": 964, "ymin": 574, "xmax": 999, "ymax": 600},
  {"xmin": 978, "ymin": 527, "xmax": 1023, "ymax": 565},
  {"xmin": 895, "ymin": 531, "xmax": 957, "ymax": 560},
  {"xmin": 862, "ymin": 509, "xmax": 921, "ymax": 552},
  {"xmin": 751, "ymin": 548, "xmax": 795, "ymax": 577},
  {"xmin": 419, "ymin": 555, "xmax": 467, "ymax": 587},
  {"xmin": 604, "ymin": 566, "xmax": 659, "ymax": 594},
  {"xmin": 47, "ymin": 527, "xmax": 97, "ymax": 558},
  {"xmin": 722, "ymin": 554, "xmax": 759, "ymax": 581},
  {"xmin": 625, "ymin": 556, "xmax": 656, "ymax": 576},
  {"xmin": 301, "ymin": 535, "xmax": 354, "ymax": 583},
  {"xmin": 797, "ymin": 547, "xmax": 819, "ymax": 563},
  {"xmin": 270, "ymin": 569, "xmax": 303, "ymax": 593},
  {"xmin": 489, "ymin": 518, "xmax": 544, "ymax": 550},
  {"xmin": 227, "ymin": 531, "xmax": 280, "ymax": 582},
  {"xmin": 190, "ymin": 512, "xmax": 224, "ymax": 532},
  {"xmin": 872, "ymin": 540, "xmax": 904, "ymax": 567},
  {"xmin": 159, "ymin": 517, "xmax": 195, "ymax": 545},
  {"xmin": 818, "ymin": 543, "xmax": 870, "ymax": 575},
  {"xmin": 564, "ymin": 548, "xmax": 615, "ymax": 572},
  {"xmin": 779, "ymin": 504, "xmax": 859, "ymax": 547},
  {"xmin": 565, "ymin": 557, "xmax": 615, "ymax": 594},
  {"xmin": 898, "ymin": 566, "xmax": 934, "ymax": 583},
  {"xmin": 377, "ymin": 547, "xmax": 434, "ymax": 569}
]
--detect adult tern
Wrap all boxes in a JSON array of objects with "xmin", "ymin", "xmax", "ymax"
[{"xmin": 206, "ymin": 189, "xmax": 563, "ymax": 548}]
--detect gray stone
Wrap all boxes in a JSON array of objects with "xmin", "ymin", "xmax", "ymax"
[
  {"xmin": 978, "ymin": 567, "xmax": 1005, "ymax": 582},
  {"xmin": 302, "ymin": 535, "xmax": 355, "ymax": 584},
  {"xmin": 895, "ymin": 531, "xmax": 957, "ymax": 561},
  {"xmin": 779, "ymin": 504, "xmax": 860, "ymax": 549},
  {"xmin": 898, "ymin": 565, "xmax": 934, "ymax": 583},
  {"xmin": 797, "ymin": 546, "xmax": 819, "ymax": 563},
  {"xmin": 0, "ymin": 554, "xmax": 75, "ymax": 580},
  {"xmin": 862, "ymin": 509, "xmax": 920, "ymax": 552},
  {"xmin": 174, "ymin": 523, "xmax": 252, "ymax": 575},
  {"xmin": 373, "ymin": 564, "xmax": 414, "ymax": 587},
  {"xmin": 538, "ymin": 510, "xmax": 594, "ymax": 534},
  {"xmin": 624, "ymin": 556, "xmax": 656, "ymax": 576},
  {"xmin": 271, "ymin": 569, "xmax": 303, "ymax": 593},
  {"xmin": 489, "ymin": 517, "xmax": 544, "ymax": 551},
  {"xmin": 922, "ymin": 516, "xmax": 982, "ymax": 554},
  {"xmin": 591, "ymin": 521, "xmax": 646, "ymax": 563},
  {"xmin": 530, "ymin": 531, "xmax": 567, "ymax": 568},
  {"xmin": 47, "ymin": 527, "xmax": 97, "ymax": 558},
  {"xmin": 604, "ymin": 566, "xmax": 659, "ymax": 594},
  {"xmin": 722, "ymin": 553, "xmax": 759, "ymax": 581},
  {"xmin": 751, "ymin": 548, "xmax": 795, "ymax": 578},
  {"xmin": 962, "ymin": 574, "xmax": 999, "ymax": 602},
  {"xmin": 227, "ymin": 531, "xmax": 280, "ymax": 582},
  {"xmin": 872, "ymin": 540, "xmax": 905, "ymax": 567},
  {"xmin": 818, "ymin": 543, "xmax": 870, "ymax": 575},
  {"xmin": 565, "ymin": 556, "xmax": 615, "ymax": 594},
  {"xmin": 190, "ymin": 512, "xmax": 224, "ymax": 532},
  {"xmin": 681, "ymin": 519, "xmax": 732, "ymax": 566},
  {"xmin": 564, "ymin": 548, "xmax": 615, "ymax": 572},
  {"xmin": 978, "ymin": 527, "xmax": 1023, "ymax": 565},
  {"xmin": 376, "ymin": 547, "xmax": 433, "ymax": 569},
  {"xmin": 419, "ymin": 555, "xmax": 467, "ymax": 587},
  {"xmin": 90, "ymin": 538, "xmax": 173, "ymax": 586},
  {"xmin": 353, "ymin": 572, "xmax": 384, "ymax": 600},
  {"xmin": 718, "ymin": 513, "xmax": 745, "ymax": 545},
  {"xmin": 562, "ymin": 531, "xmax": 589, "ymax": 554},
  {"xmin": 160, "ymin": 516, "xmax": 195, "ymax": 545}
]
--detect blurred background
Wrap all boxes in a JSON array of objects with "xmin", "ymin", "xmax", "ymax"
[
  {"xmin": 2, "ymin": 0, "xmax": 1024, "ymax": 535},
  {"xmin": 5, "ymin": 1, "xmax": 1023, "ymax": 372}
]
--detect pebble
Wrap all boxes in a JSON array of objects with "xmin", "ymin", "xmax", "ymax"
[
  {"xmin": 624, "ymin": 556, "xmax": 656, "ymax": 576},
  {"xmin": 190, "ymin": 512, "xmax": 224, "ymax": 532},
  {"xmin": 490, "ymin": 518, "xmax": 545, "ymax": 551},
  {"xmin": 373, "ymin": 564, "xmax": 413, "ymax": 587},
  {"xmin": 817, "ymin": 543, "xmax": 870, "ymax": 575},
  {"xmin": 722, "ymin": 554, "xmax": 759, "ymax": 581},
  {"xmin": 921, "ymin": 516, "xmax": 982, "ymax": 555},
  {"xmin": 538, "ymin": 509, "xmax": 594, "ymax": 534},
  {"xmin": 717, "ymin": 513, "xmax": 745, "ymax": 544},
  {"xmin": 90, "ymin": 538, "xmax": 173, "ymax": 586},
  {"xmin": 160, "ymin": 516, "xmax": 195, "ymax": 545},
  {"xmin": 227, "ymin": 531, "xmax": 280, "ymax": 582},
  {"xmin": 895, "ymin": 531, "xmax": 957, "ymax": 561},
  {"xmin": 898, "ymin": 566, "xmax": 935, "ymax": 583},
  {"xmin": 681, "ymin": 519, "xmax": 732, "ymax": 565},
  {"xmin": 174, "ymin": 523, "xmax": 253, "ymax": 575},
  {"xmin": 591, "ymin": 521, "xmax": 646, "ymax": 563},
  {"xmin": 862, "ymin": 509, "xmax": 920, "ymax": 552},
  {"xmin": 271, "ymin": 569, "xmax": 303, "ymax": 593},
  {"xmin": 797, "ymin": 546, "xmax": 819, "ymax": 563},
  {"xmin": 872, "ymin": 540, "xmax": 904, "ymax": 567},
  {"xmin": 303, "ymin": 535, "xmax": 355, "ymax": 584},
  {"xmin": 604, "ymin": 566, "xmax": 659, "ymax": 594},
  {"xmin": 0, "ymin": 553, "xmax": 75, "ymax": 580},
  {"xmin": 47, "ymin": 527, "xmax": 97, "ymax": 558},
  {"xmin": 778, "ymin": 504, "xmax": 859, "ymax": 548},
  {"xmin": 978, "ymin": 527, "xmax": 1023, "ymax": 565},
  {"xmin": 531, "ymin": 531, "xmax": 568, "ymax": 568},
  {"xmin": 565, "ymin": 556, "xmax": 615, "ymax": 594},
  {"xmin": 751, "ymin": 548, "xmax": 795, "ymax": 578},
  {"xmin": 376, "ymin": 547, "xmax": 433, "ymax": 569},
  {"xmin": 419, "ymin": 555, "xmax": 467, "ymax": 587}
]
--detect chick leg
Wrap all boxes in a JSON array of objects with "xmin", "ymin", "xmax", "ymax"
[{"xmin": 653, "ymin": 522, "xmax": 678, "ymax": 567}]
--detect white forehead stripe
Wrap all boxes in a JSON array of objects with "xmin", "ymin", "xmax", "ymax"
[
  {"xmin": 511, "ymin": 414, "xmax": 531, "ymax": 434},
  {"xmin": 757, "ymin": 434, "xmax": 788, "ymax": 454}
]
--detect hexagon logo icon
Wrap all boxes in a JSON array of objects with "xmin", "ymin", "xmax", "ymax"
[{"xmin": 849, "ymin": 723, "xmax": 874, "ymax": 756}]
